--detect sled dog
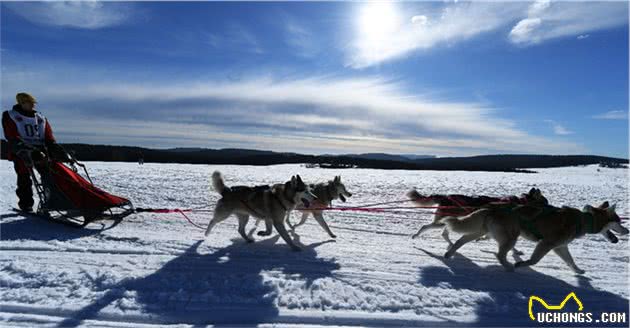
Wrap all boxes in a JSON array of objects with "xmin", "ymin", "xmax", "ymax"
[
  {"xmin": 441, "ymin": 201, "xmax": 628, "ymax": 273},
  {"xmin": 286, "ymin": 175, "xmax": 352, "ymax": 238},
  {"xmin": 205, "ymin": 171, "xmax": 317, "ymax": 251},
  {"xmin": 408, "ymin": 188, "xmax": 548, "ymax": 245}
]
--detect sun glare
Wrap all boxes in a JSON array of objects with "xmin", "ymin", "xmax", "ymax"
[{"xmin": 357, "ymin": 2, "xmax": 402, "ymax": 46}]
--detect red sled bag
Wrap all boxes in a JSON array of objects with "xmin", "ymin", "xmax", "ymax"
[{"xmin": 30, "ymin": 160, "xmax": 134, "ymax": 227}]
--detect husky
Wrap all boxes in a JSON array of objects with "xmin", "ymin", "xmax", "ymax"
[
  {"xmin": 285, "ymin": 176, "xmax": 353, "ymax": 238},
  {"xmin": 408, "ymin": 188, "xmax": 549, "ymax": 246},
  {"xmin": 441, "ymin": 201, "xmax": 628, "ymax": 273},
  {"xmin": 204, "ymin": 171, "xmax": 317, "ymax": 251}
]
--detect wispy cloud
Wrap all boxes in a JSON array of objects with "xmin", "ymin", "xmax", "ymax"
[
  {"xmin": 347, "ymin": 1, "xmax": 627, "ymax": 68},
  {"xmin": 348, "ymin": 2, "xmax": 522, "ymax": 68},
  {"xmin": 4, "ymin": 1, "xmax": 132, "ymax": 29},
  {"xmin": 1, "ymin": 57, "xmax": 585, "ymax": 155},
  {"xmin": 285, "ymin": 20, "xmax": 318, "ymax": 58},
  {"xmin": 509, "ymin": 1, "xmax": 626, "ymax": 45},
  {"xmin": 544, "ymin": 120, "xmax": 573, "ymax": 135},
  {"xmin": 205, "ymin": 23, "xmax": 264, "ymax": 54},
  {"xmin": 592, "ymin": 110, "xmax": 628, "ymax": 120}
]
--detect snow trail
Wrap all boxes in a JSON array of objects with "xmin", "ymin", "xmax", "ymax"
[{"xmin": 1, "ymin": 162, "xmax": 628, "ymax": 327}]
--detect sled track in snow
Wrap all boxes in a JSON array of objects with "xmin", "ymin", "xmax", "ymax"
[{"xmin": 1, "ymin": 162, "xmax": 628, "ymax": 327}]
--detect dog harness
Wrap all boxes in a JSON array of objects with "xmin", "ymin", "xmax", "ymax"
[
  {"xmin": 240, "ymin": 187, "xmax": 294, "ymax": 219},
  {"xmin": 271, "ymin": 189, "xmax": 293, "ymax": 212},
  {"xmin": 518, "ymin": 208, "xmax": 597, "ymax": 240},
  {"xmin": 575, "ymin": 212, "xmax": 596, "ymax": 236}
]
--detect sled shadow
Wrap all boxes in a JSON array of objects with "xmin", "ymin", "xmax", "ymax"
[
  {"xmin": 0, "ymin": 216, "xmax": 103, "ymax": 241},
  {"xmin": 417, "ymin": 249, "xmax": 629, "ymax": 327},
  {"xmin": 58, "ymin": 236, "xmax": 339, "ymax": 327}
]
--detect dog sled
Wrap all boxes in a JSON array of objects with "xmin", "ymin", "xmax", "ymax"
[{"xmin": 17, "ymin": 156, "xmax": 134, "ymax": 228}]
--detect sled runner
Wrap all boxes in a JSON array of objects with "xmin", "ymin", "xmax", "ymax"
[{"xmin": 24, "ymin": 156, "xmax": 134, "ymax": 228}]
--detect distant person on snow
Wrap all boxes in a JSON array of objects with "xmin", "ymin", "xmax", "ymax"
[{"xmin": 2, "ymin": 92, "xmax": 71, "ymax": 212}]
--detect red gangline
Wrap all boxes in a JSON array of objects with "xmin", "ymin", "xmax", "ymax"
[{"xmin": 135, "ymin": 208, "xmax": 205, "ymax": 230}]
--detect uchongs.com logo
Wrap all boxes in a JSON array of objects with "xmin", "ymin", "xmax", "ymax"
[{"xmin": 528, "ymin": 292, "xmax": 627, "ymax": 324}]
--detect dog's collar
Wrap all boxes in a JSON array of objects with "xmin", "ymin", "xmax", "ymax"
[{"xmin": 327, "ymin": 183, "xmax": 336, "ymax": 201}]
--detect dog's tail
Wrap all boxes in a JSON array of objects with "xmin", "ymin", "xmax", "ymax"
[
  {"xmin": 407, "ymin": 189, "xmax": 435, "ymax": 205},
  {"xmin": 212, "ymin": 171, "xmax": 228, "ymax": 194},
  {"xmin": 439, "ymin": 210, "xmax": 487, "ymax": 234}
]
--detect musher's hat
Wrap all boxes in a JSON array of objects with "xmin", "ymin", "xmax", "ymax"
[{"xmin": 16, "ymin": 92, "xmax": 37, "ymax": 104}]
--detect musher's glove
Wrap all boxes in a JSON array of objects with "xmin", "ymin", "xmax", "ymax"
[
  {"xmin": 61, "ymin": 152, "xmax": 73, "ymax": 163},
  {"xmin": 15, "ymin": 149, "xmax": 32, "ymax": 161},
  {"xmin": 31, "ymin": 150, "xmax": 47, "ymax": 162}
]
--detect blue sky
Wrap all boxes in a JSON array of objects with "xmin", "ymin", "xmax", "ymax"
[{"xmin": 1, "ymin": 1, "xmax": 628, "ymax": 158}]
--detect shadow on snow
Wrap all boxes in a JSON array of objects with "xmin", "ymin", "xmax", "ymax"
[
  {"xmin": 417, "ymin": 248, "xmax": 629, "ymax": 327},
  {"xmin": 57, "ymin": 231, "xmax": 338, "ymax": 327}
]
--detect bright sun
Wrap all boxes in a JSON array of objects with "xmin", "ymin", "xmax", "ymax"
[{"xmin": 357, "ymin": 2, "xmax": 402, "ymax": 46}]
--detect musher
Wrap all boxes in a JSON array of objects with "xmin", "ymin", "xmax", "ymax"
[{"xmin": 2, "ymin": 92, "xmax": 71, "ymax": 212}]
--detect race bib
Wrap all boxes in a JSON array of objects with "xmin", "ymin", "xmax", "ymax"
[{"xmin": 7, "ymin": 110, "xmax": 46, "ymax": 145}]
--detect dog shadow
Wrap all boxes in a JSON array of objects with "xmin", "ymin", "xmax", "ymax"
[
  {"xmin": 417, "ymin": 248, "xmax": 629, "ymax": 327},
  {"xmin": 57, "ymin": 236, "xmax": 339, "ymax": 327}
]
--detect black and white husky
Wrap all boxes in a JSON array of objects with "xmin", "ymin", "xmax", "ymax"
[
  {"xmin": 286, "ymin": 176, "xmax": 352, "ymax": 238},
  {"xmin": 205, "ymin": 171, "xmax": 317, "ymax": 251}
]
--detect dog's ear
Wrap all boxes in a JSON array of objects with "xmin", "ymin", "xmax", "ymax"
[
  {"xmin": 599, "ymin": 201, "xmax": 610, "ymax": 209},
  {"xmin": 606, "ymin": 203, "xmax": 617, "ymax": 215},
  {"xmin": 529, "ymin": 187, "xmax": 536, "ymax": 194},
  {"xmin": 291, "ymin": 176, "xmax": 296, "ymax": 186},
  {"xmin": 296, "ymin": 175, "xmax": 303, "ymax": 184}
]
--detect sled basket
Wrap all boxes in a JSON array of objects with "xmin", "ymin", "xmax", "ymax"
[{"xmin": 29, "ymin": 160, "xmax": 134, "ymax": 227}]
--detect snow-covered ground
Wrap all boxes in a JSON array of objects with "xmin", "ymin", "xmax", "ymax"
[{"xmin": 1, "ymin": 161, "xmax": 628, "ymax": 327}]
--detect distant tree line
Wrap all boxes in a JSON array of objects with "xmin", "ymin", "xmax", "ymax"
[{"xmin": 1, "ymin": 140, "xmax": 627, "ymax": 173}]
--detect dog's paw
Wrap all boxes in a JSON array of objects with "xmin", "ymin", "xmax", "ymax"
[
  {"xmin": 330, "ymin": 234, "xmax": 337, "ymax": 239},
  {"xmin": 257, "ymin": 231, "xmax": 271, "ymax": 236},
  {"xmin": 512, "ymin": 249, "xmax": 524, "ymax": 256},
  {"xmin": 444, "ymin": 251, "xmax": 453, "ymax": 259},
  {"xmin": 514, "ymin": 261, "xmax": 527, "ymax": 268},
  {"xmin": 411, "ymin": 234, "xmax": 419, "ymax": 239},
  {"xmin": 573, "ymin": 268, "xmax": 586, "ymax": 275}
]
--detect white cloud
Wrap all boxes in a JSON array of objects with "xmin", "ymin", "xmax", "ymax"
[
  {"xmin": 411, "ymin": 15, "xmax": 428, "ymax": 26},
  {"xmin": 5, "ymin": 1, "xmax": 131, "ymax": 29},
  {"xmin": 348, "ymin": 2, "xmax": 523, "ymax": 68},
  {"xmin": 8, "ymin": 73, "xmax": 584, "ymax": 154},
  {"xmin": 1, "ymin": 55, "xmax": 585, "ymax": 155},
  {"xmin": 44, "ymin": 76, "xmax": 527, "ymax": 140},
  {"xmin": 348, "ymin": 1, "xmax": 627, "ymax": 67},
  {"xmin": 509, "ymin": 18, "xmax": 543, "ymax": 44},
  {"xmin": 592, "ymin": 110, "xmax": 628, "ymax": 120},
  {"xmin": 545, "ymin": 120, "xmax": 573, "ymax": 135},
  {"xmin": 577, "ymin": 34, "xmax": 589, "ymax": 40},
  {"xmin": 528, "ymin": 0, "xmax": 551, "ymax": 16},
  {"xmin": 509, "ymin": 1, "xmax": 626, "ymax": 45},
  {"xmin": 51, "ymin": 116, "xmax": 583, "ymax": 156}
]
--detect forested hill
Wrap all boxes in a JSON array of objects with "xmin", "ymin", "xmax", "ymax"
[{"xmin": 1, "ymin": 140, "xmax": 627, "ymax": 173}]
